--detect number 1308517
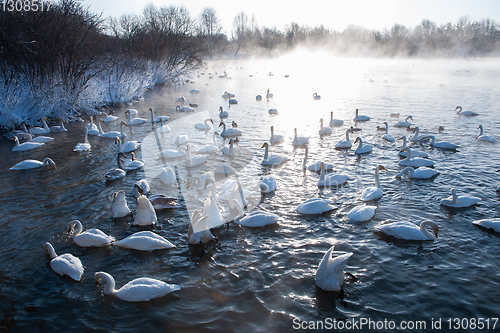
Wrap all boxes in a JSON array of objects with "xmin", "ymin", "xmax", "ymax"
[{"xmin": 2, "ymin": 0, "xmax": 51, "ymax": 12}]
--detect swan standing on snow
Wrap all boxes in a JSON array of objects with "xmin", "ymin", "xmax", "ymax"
[
  {"xmin": 292, "ymin": 128, "xmax": 309, "ymax": 147},
  {"xmin": 398, "ymin": 136, "xmax": 429, "ymax": 158},
  {"xmin": 188, "ymin": 209, "xmax": 215, "ymax": 245},
  {"xmin": 399, "ymin": 147, "xmax": 435, "ymax": 167},
  {"xmin": 315, "ymin": 245, "xmax": 353, "ymax": 291},
  {"xmin": 73, "ymin": 127, "xmax": 91, "ymax": 152},
  {"xmin": 381, "ymin": 122, "xmax": 395, "ymax": 142},
  {"xmin": 353, "ymin": 108, "xmax": 370, "ymax": 121},
  {"xmin": 376, "ymin": 220, "xmax": 439, "ymax": 240},
  {"xmin": 455, "ymin": 106, "xmax": 478, "ymax": 116},
  {"xmin": 421, "ymin": 135, "xmax": 459, "ymax": 150},
  {"xmin": 68, "ymin": 220, "xmax": 115, "ymax": 247},
  {"xmin": 233, "ymin": 200, "xmax": 279, "ymax": 227},
  {"xmin": 113, "ymin": 231, "xmax": 175, "ymax": 251},
  {"xmin": 111, "ymin": 190, "xmax": 131, "ymax": 218},
  {"xmin": 134, "ymin": 195, "xmax": 157, "ymax": 225},
  {"xmin": 476, "ymin": 125, "xmax": 497, "ymax": 143},
  {"xmin": 44, "ymin": 242, "xmax": 84, "ymax": 281},
  {"xmin": 269, "ymin": 126, "xmax": 285, "ymax": 144},
  {"xmin": 125, "ymin": 110, "xmax": 147, "ymax": 125},
  {"xmin": 440, "ymin": 188, "xmax": 481, "ymax": 208},
  {"xmin": 361, "ymin": 165, "xmax": 385, "ymax": 201},
  {"xmin": 260, "ymin": 175, "xmax": 277, "ymax": 193},
  {"xmin": 105, "ymin": 152, "xmax": 127, "ymax": 181},
  {"xmin": 115, "ymin": 136, "xmax": 140, "ymax": 153},
  {"xmin": 317, "ymin": 162, "xmax": 348, "ymax": 187},
  {"xmin": 99, "ymin": 121, "xmax": 128, "ymax": 139},
  {"xmin": 10, "ymin": 157, "xmax": 56, "ymax": 170},
  {"xmin": 347, "ymin": 205, "xmax": 376, "ymax": 222},
  {"xmin": 94, "ymin": 272, "xmax": 180, "ymax": 302},
  {"xmin": 301, "ymin": 144, "xmax": 333, "ymax": 172},
  {"xmin": 396, "ymin": 166, "xmax": 439, "ymax": 180},
  {"xmin": 195, "ymin": 118, "xmax": 214, "ymax": 130},
  {"xmin": 318, "ymin": 119, "xmax": 332, "ymax": 135},
  {"xmin": 329, "ymin": 111, "xmax": 343, "ymax": 126},
  {"xmin": 297, "ymin": 198, "xmax": 336, "ymax": 215},
  {"xmin": 354, "ymin": 137, "xmax": 373, "ymax": 155},
  {"xmin": 12, "ymin": 135, "xmax": 45, "ymax": 152},
  {"xmin": 219, "ymin": 121, "xmax": 242, "ymax": 137},
  {"xmin": 473, "ymin": 218, "xmax": 500, "ymax": 233},
  {"xmin": 394, "ymin": 115, "xmax": 413, "ymax": 127},
  {"xmin": 335, "ymin": 129, "xmax": 353, "ymax": 149},
  {"xmin": 261, "ymin": 142, "xmax": 289, "ymax": 166}
]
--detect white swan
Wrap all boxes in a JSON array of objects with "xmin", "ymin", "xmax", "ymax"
[
  {"xmin": 266, "ymin": 89, "xmax": 273, "ymax": 99},
  {"xmin": 222, "ymin": 138, "xmax": 236, "ymax": 156},
  {"xmin": 399, "ymin": 147, "xmax": 435, "ymax": 167},
  {"xmin": 256, "ymin": 94, "xmax": 262, "ymax": 101},
  {"xmin": 50, "ymin": 119, "xmax": 67, "ymax": 132},
  {"xmin": 318, "ymin": 119, "xmax": 332, "ymax": 135},
  {"xmin": 122, "ymin": 152, "xmax": 144, "ymax": 171},
  {"xmin": 126, "ymin": 109, "xmax": 138, "ymax": 116},
  {"xmin": 261, "ymin": 142, "xmax": 289, "ymax": 166},
  {"xmin": 317, "ymin": 162, "xmax": 348, "ymax": 187},
  {"xmin": 335, "ymin": 129, "xmax": 353, "ymax": 149},
  {"xmin": 185, "ymin": 145, "xmax": 208, "ymax": 167},
  {"xmin": 179, "ymin": 105, "xmax": 195, "ymax": 112},
  {"xmin": 30, "ymin": 118, "xmax": 51, "ymax": 135},
  {"xmin": 133, "ymin": 195, "xmax": 157, "ymax": 225},
  {"xmin": 111, "ymin": 190, "xmax": 131, "ymax": 218},
  {"xmin": 440, "ymin": 188, "xmax": 481, "ymax": 208},
  {"xmin": 268, "ymin": 108, "xmax": 278, "ymax": 114},
  {"xmin": 410, "ymin": 127, "xmax": 428, "ymax": 142},
  {"xmin": 213, "ymin": 162, "xmax": 237, "ymax": 175},
  {"xmin": 188, "ymin": 209, "xmax": 215, "ymax": 244},
  {"xmin": 353, "ymin": 108, "xmax": 370, "ymax": 121},
  {"xmin": 473, "ymin": 218, "xmax": 500, "ymax": 233},
  {"xmin": 94, "ymin": 271, "xmax": 180, "ymax": 302},
  {"xmin": 218, "ymin": 106, "xmax": 229, "ymax": 118},
  {"xmin": 99, "ymin": 121, "xmax": 128, "ymax": 139},
  {"xmin": 159, "ymin": 167, "xmax": 176, "ymax": 186},
  {"xmin": 394, "ymin": 115, "xmax": 413, "ymax": 127},
  {"xmin": 269, "ymin": 126, "xmax": 285, "ymax": 144},
  {"xmin": 477, "ymin": 125, "xmax": 497, "ymax": 143},
  {"xmin": 455, "ymin": 106, "xmax": 478, "ymax": 116},
  {"xmin": 73, "ymin": 127, "xmax": 91, "ymax": 152},
  {"xmin": 398, "ymin": 136, "xmax": 429, "ymax": 158},
  {"xmin": 315, "ymin": 245, "xmax": 352, "ymax": 291},
  {"xmin": 396, "ymin": 166, "xmax": 439, "ymax": 180},
  {"xmin": 313, "ymin": 93, "xmax": 321, "ymax": 100},
  {"xmin": 219, "ymin": 121, "xmax": 242, "ymax": 137},
  {"xmin": 260, "ymin": 175, "xmax": 277, "ymax": 193},
  {"xmin": 297, "ymin": 198, "xmax": 336, "ymax": 215},
  {"xmin": 44, "ymin": 242, "xmax": 84, "ymax": 281},
  {"xmin": 84, "ymin": 116, "xmax": 98, "ymax": 131},
  {"xmin": 113, "ymin": 231, "xmax": 175, "ymax": 251},
  {"xmin": 105, "ymin": 152, "xmax": 127, "ymax": 181},
  {"xmin": 133, "ymin": 179, "xmax": 150, "ymax": 198},
  {"xmin": 87, "ymin": 119, "xmax": 103, "ymax": 136},
  {"xmin": 361, "ymin": 165, "xmax": 385, "ymax": 201},
  {"xmin": 329, "ymin": 111, "xmax": 343, "ymax": 126},
  {"xmin": 157, "ymin": 118, "xmax": 170, "ymax": 133},
  {"xmin": 233, "ymin": 200, "xmax": 279, "ymax": 227},
  {"xmin": 354, "ymin": 137, "xmax": 373, "ymax": 155},
  {"xmin": 195, "ymin": 118, "xmax": 214, "ymax": 130},
  {"xmin": 115, "ymin": 137, "xmax": 140, "ymax": 153},
  {"xmin": 68, "ymin": 220, "xmax": 115, "ymax": 247},
  {"xmin": 149, "ymin": 108, "xmax": 169, "ymax": 123},
  {"xmin": 302, "ymin": 144, "xmax": 333, "ymax": 172},
  {"xmin": 100, "ymin": 110, "xmax": 118, "ymax": 122},
  {"xmin": 421, "ymin": 135, "xmax": 459, "ymax": 150},
  {"xmin": 12, "ymin": 136, "xmax": 45, "ymax": 152},
  {"xmin": 198, "ymin": 131, "xmax": 220, "ymax": 153},
  {"xmin": 292, "ymin": 128, "xmax": 309, "ymax": 147},
  {"xmin": 125, "ymin": 110, "xmax": 147, "ymax": 125},
  {"xmin": 10, "ymin": 157, "xmax": 56, "ymax": 170},
  {"xmin": 201, "ymin": 179, "xmax": 226, "ymax": 229},
  {"xmin": 376, "ymin": 220, "xmax": 439, "ymax": 240},
  {"xmin": 347, "ymin": 205, "xmax": 376, "ymax": 222},
  {"xmin": 381, "ymin": 122, "xmax": 395, "ymax": 142},
  {"xmin": 157, "ymin": 146, "xmax": 187, "ymax": 158}
]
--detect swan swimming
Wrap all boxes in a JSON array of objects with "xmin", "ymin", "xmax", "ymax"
[
  {"xmin": 105, "ymin": 152, "xmax": 127, "ymax": 181},
  {"xmin": 335, "ymin": 129, "xmax": 353, "ymax": 149},
  {"xmin": 394, "ymin": 115, "xmax": 413, "ymax": 127},
  {"xmin": 472, "ymin": 218, "xmax": 500, "ymax": 233},
  {"xmin": 219, "ymin": 121, "xmax": 242, "ymax": 137},
  {"xmin": 318, "ymin": 119, "xmax": 332, "ymax": 135},
  {"xmin": 353, "ymin": 108, "xmax": 370, "ymax": 121},
  {"xmin": 159, "ymin": 167, "xmax": 176, "ymax": 186},
  {"xmin": 50, "ymin": 119, "xmax": 67, "ymax": 132},
  {"xmin": 381, "ymin": 122, "xmax": 395, "ymax": 142},
  {"xmin": 113, "ymin": 231, "xmax": 175, "ymax": 251},
  {"xmin": 376, "ymin": 220, "xmax": 439, "ymax": 240},
  {"xmin": 122, "ymin": 152, "xmax": 144, "ymax": 171},
  {"xmin": 317, "ymin": 162, "xmax": 348, "ymax": 187},
  {"xmin": 149, "ymin": 108, "xmax": 169, "ymax": 123},
  {"xmin": 188, "ymin": 209, "xmax": 215, "ymax": 244},
  {"xmin": 73, "ymin": 127, "xmax": 91, "ymax": 152},
  {"xmin": 398, "ymin": 136, "xmax": 429, "ymax": 158},
  {"xmin": 125, "ymin": 110, "xmax": 147, "ymax": 125},
  {"xmin": 12, "ymin": 135, "xmax": 45, "ymax": 152},
  {"xmin": 200, "ymin": 179, "xmax": 226, "ymax": 229},
  {"xmin": 99, "ymin": 121, "xmax": 128, "ymax": 139},
  {"xmin": 476, "ymin": 125, "xmax": 497, "ymax": 143},
  {"xmin": 313, "ymin": 93, "xmax": 321, "ymax": 100},
  {"xmin": 233, "ymin": 200, "xmax": 279, "ymax": 227},
  {"xmin": 329, "ymin": 111, "xmax": 343, "ymax": 126},
  {"xmin": 44, "ymin": 242, "xmax": 84, "ymax": 281},
  {"xmin": 157, "ymin": 118, "xmax": 171, "ymax": 133},
  {"xmin": 260, "ymin": 175, "xmax": 277, "ymax": 193},
  {"xmin": 440, "ymin": 188, "xmax": 481, "ymax": 208},
  {"xmin": 185, "ymin": 145, "xmax": 208, "ymax": 167},
  {"xmin": 410, "ymin": 127, "xmax": 428, "ymax": 142},
  {"xmin": 111, "ymin": 190, "xmax": 131, "ymax": 218},
  {"xmin": 218, "ymin": 106, "xmax": 229, "ymax": 118},
  {"xmin": 261, "ymin": 142, "xmax": 289, "ymax": 166},
  {"xmin": 421, "ymin": 135, "xmax": 459, "ymax": 150},
  {"xmin": 347, "ymin": 205, "xmax": 376, "ymax": 222},
  {"xmin": 222, "ymin": 138, "xmax": 236, "ymax": 157},
  {"xmin": 301, "ymin": 144, "xmax": 333, "ymax": 172},
  {"xmin": 269, "ymin": 126, "xmax": 285, "ymax": 144},
  {"xmin": 396, "ymin": 166, "xmax": 439, "ymax": 180},
  {"xmin": 30, "ymin": 117, "xmax": 51, "ymax": 135},
  {"xmin": 455, "ymin": 106, "xmax": 478, "ymax": 116},
  {"xmin": 354, "ymin": 137, "xmax": 373, "ymax": 155},
  {"xmin": 292, "ymin": 128, "xmax": 309, "ymax": 147},
  {"xmin": 195, "ymin": 118, "xmax": 214, "ymax": 130},
  {"xmin": 115, "ymin": 136, "xmax": 140, "ymax": 153},
  {"xmin": 315, "ymin": 245, "xmax": 353, "ymax": 292},
  {"xmin": 94, "ymin": 271, "xmax": 180, "ymax": 302},
  {"xmin": 85, "ymin": 116, "xmax": 98, "ymax": 131},
  {"xmin": 10, "ymin": 157, "xmax": 56, "ymax": 170},
  {"xmin": 100, "ymin": 110, "xmax": 118, "ymax": 122},
  {"xmin": 360, "ymin": 165, "xmax": 385, "ymax": 201},
  {"xmin": 133, "ymin": 195, "xmax": 157, "ymax": 225},
  {"xmin": 68, "ymin": 220, "xmax": 115, "ymax": 247},
  {"xmin": 297, "ymin": 198, "xmax": 336, "ymax": 215},
  {"xmin": 399, "ymin": 147, "xmax": 435, "ymax": 168}
]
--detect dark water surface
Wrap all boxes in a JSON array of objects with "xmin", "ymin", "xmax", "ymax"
[{"xmin": 1, "ymin": 54, "xmax": 500, "ymax": 332}]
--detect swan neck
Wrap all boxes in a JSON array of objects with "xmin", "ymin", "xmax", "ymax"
[
  {"xmin": 97, "ymin": 272, "xmax": 116, "ymax": 295},
  {"xmin": 345, "ymin": 130, "xmax": 350, "ymax": 141},
  {"xmin": 420, "ymin": 221, "xmax": 435, "ymax": 239},
  {"xmin": 450, "ymin": 190, "xmax": 457, "ymax": 204},
  {"xmin": 84, "ymin": 129, "xmax": 89, "ymax": 144},
  {"xmin": 263, "ymin": 144, "xmax": 269, "ymax": 161},
  {"xmin": 374, "ymin": 168, "xmax": 380, "ymax": 188},
  {"xmin": 72, "ymin": 221, "xmax": 83, "ymax": 236},
  {"xmin": 117, "ymin": 153, "xmax": 125, "ymax": 169},
  {"xmin": 479, "ymin": 126, "xmax": 484, "ymax": 136}
]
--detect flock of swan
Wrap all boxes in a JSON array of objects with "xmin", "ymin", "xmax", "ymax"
[{"xmin": 6, "ymin": 70, "xmax": 500, "ymax": 302}]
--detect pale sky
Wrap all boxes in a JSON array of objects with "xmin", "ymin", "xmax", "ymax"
[{"xmin": 83, "ymin": 0, "xmax": 500, "ymax": 34}]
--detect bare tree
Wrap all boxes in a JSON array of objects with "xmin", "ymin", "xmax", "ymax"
[{"xmin": 199, "ymin": 7, "xmax": 222, "ymax": 51}]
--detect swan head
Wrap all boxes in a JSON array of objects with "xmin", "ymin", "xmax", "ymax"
[
  {"xmin": 455, "ymin": 106, "xmax": 462, "ymax": 111},
  {"xmin": 176, "ymin": 105, "xmax": 180, "ymax": 111},
  {"xmin": 354, "ymin": 137, "xmax": 362, "ymax": 144},
  {"xmin": 261, "ymin": 142, "xmax": 269, "ymax": 149},
  {"xmin": 44, "ymin": 242, "xmax": 57, "ymax": 259},
  {"xmin": 219, "ymin": 106, "xmax": 223, "ymax": 111},
  {"xmin": 376, "ymin": 165, "xmax": 386, "ymax": 172},
  {"xmin": 67, "ymin": 220, "xmax": 82, "ymax": 233},
  {"xmin": 477, "ymin": 125, "xmax": 483, "ymax": 130}
]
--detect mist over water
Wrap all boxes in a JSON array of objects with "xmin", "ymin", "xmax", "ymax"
[{"xmin": 1, "ymin": 52, "xmax": 499, "ymax": 331}]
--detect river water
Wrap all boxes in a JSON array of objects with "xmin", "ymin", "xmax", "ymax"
[{"xmin": 1, "ymin": 51, "xmax": 500, "ymax": 332}]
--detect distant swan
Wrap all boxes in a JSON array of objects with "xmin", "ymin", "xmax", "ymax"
[
  {"xmin": 353, "ymin": 108, "xmax": 370, "ymax": 121},
  {"xmin": 268, "ymin": 108, "xmax": 278, "ymax": 114},
  {"xmin": 266, "ymin": 89, "xmax": 273, "ymax": 99},
  {"xmin": 476, "ymin": 125, "xmax": 497, "ymax": 143},
  {"xmin": 159, "ymin": 167, "xmax": 176, "ymax": 186},
  {"xmin": 68, "ymin": 220, "xmax": 115, "ymax": 247},
  {"xmin": 10, "ymin": 157, "xmax": 56, "ymax": 170},
  {"xmin": 113, "ymin": 231, "xmax": 175, "ymax": 251},
  {"xmin": 360, "ymin": 165, "xmax": 385, "ymax": 201},
  {"xmin": 398, "ymin": 136, "xmax": 429, "ymax": 158},
  {"xmin": 313, "ymin": 93, "xmax": 321, "ymax": 100},
  {"xmin": 44, "ymin": 242, "xmax": 84, "ymax": 281},
  {"xmin": 329, "ymin": 111, "xmax": 343, "ymax": 126},
  {"xmin": 394, "ymin": 115, "xmax": 413, "ymax": 127},
  {"xmin": 261, "ymin": 142, "xmax": 289, "ymax": 166},
  {"xmin": 315, "ymin": 245, "xmax": 353, "ymax": 291},
  {"xmin": 335, "ymin": 129, "xmax": 353, "ymax": 149},
  {"xmin": 354, "ymin": 137, "xmax": 373, "ymax": 155},
  {"xmin": 440, "ymin": 188, "xmax": 481, "ymax": 208},
  {"xmin": 347, "ymin": 205, "xmax": 376, "ymax": 222},
  {"xmin": 50, "ymin": 119, "xmax": 67, "ymax": 132},
  {"xmin": 222, "ymin": 138, "xmax": 236, "ymax": 157},
  {"xmin": 100, "ymin": 110, "xmax": 118, "ymax": 122},
  {"xmin": 396, "ymin": 166, "xmax": 439, "ymax": 180},
  {"xmin": 410, "ymin": 127, "xmax": 428, "ymax": 142},
  {"xmin": 381, "ymin": 122, "xmax": 395, "ymax": 142},
  {"xmin": 297, "ymin": 198, "xmax": 336, "ymax": 215},
  {"xmin": 302, "ymin": 144, "xmax": 333, "ymax": 172},
  {"xmin": 292, "ymin": 128, "xmax": 309, "ymax": 147},
  {"xmin": 30, "ymin": 118, "xmax": 51, "ymax": 135},
  {"xmin": 122, "ymin": 152, "xmax": 144, "ymax": 171},
  {"xmin": 269, "ymin": 126, "xmax": 285, "ymax": 144},
  {"xmin": 185, "ymin": 145, "xmax": 208, "ymax": 167},
  {"xmin": 94, "ymin": 271, "xmax": 180, "ymax": 302},
  {"xmin": 455, "ymin": 106, "xmax": 478, "ymax": 116},
  {"xmin": 150, "ymin": 108, "xmax": 169, "ymax": 123},
  {"xmin": 376, "ymin": 220, "xmax": 439, "ymax": 240},
  {"xmin": 421, "ymin": 135, "xmax": 459, "ymax": 150},
  {"xmin": 318, "ymin": 119, "xmax": 332, "ymax": 135},
  {"xmin": 218, "ymin": 106, "xmax": 229, "ymax": 118},
  {"xmin": 73, "ymin": 128, "xmax": 91, "ymax": 152},
  {"xmin": 157, "ymin": 118, "xmax": 170, "ymax": 133}
]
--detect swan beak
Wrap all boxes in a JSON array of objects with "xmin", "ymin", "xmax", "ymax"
[
  {"xmin": 380, "ymin": 166, "xmax": 386, "ymax": 170},
  {"xmin": 187, "ymin": 180, "xmax": 193, "ymax": 189},
  {"xmin": 354, "ymin": 138, "xmax": 359, "ymax": 143},
  {"xmin": 434, "ymin": 229, "xmax": 439, "ymax": 238},
  {"xmin": 210, "ymin": 119, "xmax": 214, "ymax": 124},
  {"xmin": 261, "ymin": 143, "xmax": 266, "ymax": 148},
  {"xmin": 413, "ymin": 128, "xmax": 416, "ymax": 133}
]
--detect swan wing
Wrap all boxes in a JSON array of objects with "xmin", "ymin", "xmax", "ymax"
[
  {"xmin": 238, "ymin": 211, "xmax": 279, "ymax": 227},
  {"xmin": 473, "ymin": 218, "xmax": 500, "ymax": 233},
  {"xmin": 115, "ymin": 278, "xmax": 180, "ymax": 302},
  {"xmin": 315, "ymin": 245, "xmax": 352, "ymax": 291},
  {"xmin": 376, "ymin": 222, "xmax": 427, "ymax": 240},
  {"xmin": 114, "ymin": 231, "xmax": 175, "ymax": 251},
  {"xmin": 50, "ymin": 254, "xmax": 84, "ymax": 281},
  {"xmin": 361, "ymin": 187, "xmax": 383, "ymax": 201},
  {"xmin": 74, "ymin": 229, "xmax": 115, "ymax": 247}
]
